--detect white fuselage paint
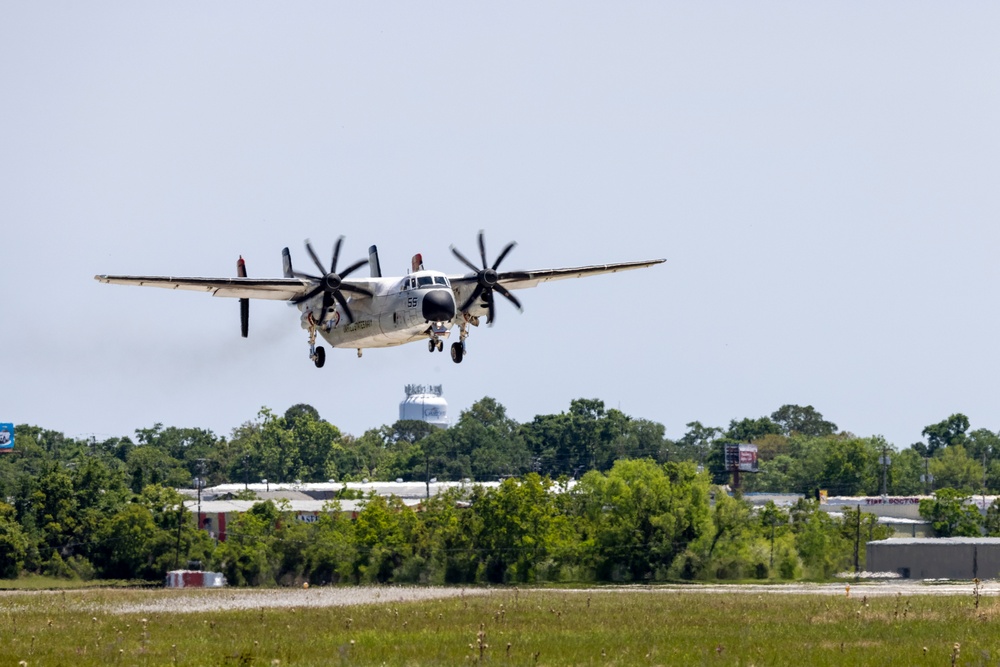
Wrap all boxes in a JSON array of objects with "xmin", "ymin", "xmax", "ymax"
[{"xmin": 299, "ymin": 270, "xmax": 460, "ymax": 349}]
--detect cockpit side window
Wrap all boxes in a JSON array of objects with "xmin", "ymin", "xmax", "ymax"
[{"xmin": 434, "ymin": 276, "xmax": 448, "ymax": 286}]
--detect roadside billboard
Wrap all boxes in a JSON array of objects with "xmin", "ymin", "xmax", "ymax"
[
  {"xmin": 0, "ymin": 424, "xmax": 13, "ymax": 453},
  {"xmin": 724, "ymin": 443, "xmax": 758, "ymax": 472}
]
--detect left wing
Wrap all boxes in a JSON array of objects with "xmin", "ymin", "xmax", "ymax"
[
  {"xmin": 94, "ymin": 275, "xmax": 315, "ymax": 301},
  {"xmin": 497, "ymin": 258, "xmax": 666, "ymax": 290},
  {"xmin": 448, "ymin": 258, "xmax": 665, "ymax": 323},
  {"xmin": 449, "ymin": 258, "xmax": 665, "ymax": 292}
]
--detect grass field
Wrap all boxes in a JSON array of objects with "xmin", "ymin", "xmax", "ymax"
[{"xmin": 0, "ymin": 585, "xmax": 996, "ymax": 666}]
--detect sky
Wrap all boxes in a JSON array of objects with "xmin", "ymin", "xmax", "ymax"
[{"xmin": 2, "ymin": 4, "xmax": 999, "ymax": 451}]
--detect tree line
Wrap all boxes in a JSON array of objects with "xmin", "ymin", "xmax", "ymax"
[
  {"xmin": 2, "ymin": 400, "xmax": 1000, "ymax": 583},
  {"xmin": 18, "ymin": 400, "xmax": 996, "ymax": 496}
]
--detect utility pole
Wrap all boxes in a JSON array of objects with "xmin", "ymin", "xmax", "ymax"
[
  {"xmin": 879, "ymin": 446, "xmax": 891, "ymax": 499},
  {"xmin": 195, "ymin": 458, "xmax": 207, "ymax": 531},
  {"xmin": 173, "ymin": 503, "xmax": 183, "ymax": 570},
  {"xmin": 853, "ymin": 507, "xmax": 861, "ymax": 576},
  {"xmin": 983, "ymin": 452, "xmax": 988, "ymax": 515},
  {"xmin": 769, "ymin": 514, "xmax": 776, "ymax": 571}
]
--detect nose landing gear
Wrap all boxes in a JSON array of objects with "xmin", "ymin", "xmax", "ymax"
[{"xmin": 427, "ymin": 337, "xmax": 444, "ymax": 353}]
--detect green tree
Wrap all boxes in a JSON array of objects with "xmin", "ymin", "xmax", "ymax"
[
  {"xmin": 792, "ymin": 501, "xmax": 851, "ymax": 578},
  {"xmin": 929, "ymin": 445, "xmax": 983, "ymax": 493},
  {"xmin": 352, "ymin": 494, "xmax": 416, "ymax": 582},
  {"xmin": 887, "ymin": 447, "xmax": 925, "ymax": 495},
  {"xmin": 213, "ymin": 500, "xmax": 282, "ymax": 586},
  {"xmin": 985, "ymin": 499, "xmax": 1000, "ymax": 537},
  {"xmin": 673, "ymin": 421, "xmax": 722, "ymax": 465},
  {"xmin": 467, "ymin": 475, "xmax": 575, "ymax": 583},
  {"xmin": 821, "ymin": 437, "xmax": 880, "ymax": 496},
  {"xmin": 965, "ymin": 428, "xmax": 1000, "ymax": 467},
  {"xmin": 302, "ymin": 502, "xmax": 357, "ymax": 584},
  {"xmin": 449, "ymin": 397, "xmax": 530, "ymax": 481},
  {"xmin": 919, "ymin": 488, "xmax": 983, "ymax": 537},
  {"xmin": 0, "ymin": 502, "xmax": 28, "ymax": 578},
  {"xmin": 577, "ymin": 460, "xmax": 711, "ymax": 581},
  {"xmin": 727, "ymin": 417, "xmax": 782, "ymax": 443},
  {"xmin": 770, "ymin": 405, "xmax": 838, "ymax": 437},
  {"xmin": 918, "ymin": 413, "xmax": 970, "ymax": 457},
  {"xmin": 94, "ymin": 503, "xmax": 158, "ymax": 579},
  {"xmin": 126, "ymin": 445, "xmax": 188, "ymax": 493}
]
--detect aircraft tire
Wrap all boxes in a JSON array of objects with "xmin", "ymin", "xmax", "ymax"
[
  {"xmin": 450, "ymin": 342, "xmax": 464, "ymax": 364},
  {"xmin": 314, "ymin": 346, "xmax": 326, "ymax": 368}
]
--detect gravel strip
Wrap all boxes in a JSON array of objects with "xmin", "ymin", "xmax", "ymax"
[
  {"xmin": 5, "ymin": 580, "xmax": 995, "ymax": 615},
  {"xmin": 103, "ymin": 586, "xmax": 496, "ymax": 614}
]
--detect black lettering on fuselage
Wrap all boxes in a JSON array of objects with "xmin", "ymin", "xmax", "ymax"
[{"xmin": 343, "ymin": 319, "xmax": 374, "ymax": 333}]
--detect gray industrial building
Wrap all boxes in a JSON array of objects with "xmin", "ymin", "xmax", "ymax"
[{"xmin": 867, "ymin": 538, "xmax": 1000, "ymax": 580}]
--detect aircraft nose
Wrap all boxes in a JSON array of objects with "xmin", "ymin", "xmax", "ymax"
[{"xmin": 422, "ymin": 289, "xmax": 456, "ymax": 322}]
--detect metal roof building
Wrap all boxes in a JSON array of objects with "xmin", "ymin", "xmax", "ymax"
[{"xmin": 867, "ymin": 538, "xmax": 1000, "ymax": 580}]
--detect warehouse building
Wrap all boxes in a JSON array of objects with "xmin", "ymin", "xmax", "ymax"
[{"xmin": 866, "ymin": 538, "xmax": 1000, "ymax": 579}]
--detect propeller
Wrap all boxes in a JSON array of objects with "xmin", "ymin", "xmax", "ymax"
[
  {"xmin": 450, "ymin": 231, "xmax": 525, "ymax": 325},
  {"xmin": 291, "ymin": 237, "xmax": 371, "ymax": 325},
  {"xmin": 237, "ymin": 256, "xmax": 249, "ymax": 338}
]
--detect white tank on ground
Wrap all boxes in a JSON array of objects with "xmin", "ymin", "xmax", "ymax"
[{"xmin": 399, "ymin": 384, "xmax": 449, "ymax": 428}]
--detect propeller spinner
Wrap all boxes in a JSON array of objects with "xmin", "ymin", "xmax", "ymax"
[
  {"xmin": 291, "ymin": 237, "xmax": 371, "ymax": 324},
  {"xmin": 451, "ymin": 231, "xmax": 526, "ymax": 325}
]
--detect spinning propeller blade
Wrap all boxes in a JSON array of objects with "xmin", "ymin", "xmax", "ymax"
[
  {"xmin": 290, "ymin": 237, "xmax": 371, "ymax": 325},
  {"xmin": 451, "ymin": 231, "xmax": 523, "ymax": 326}
]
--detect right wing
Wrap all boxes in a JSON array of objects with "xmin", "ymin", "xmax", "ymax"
[{"xmin": 94, "ymin": 275, "xmax": 315, "ymax": 301}]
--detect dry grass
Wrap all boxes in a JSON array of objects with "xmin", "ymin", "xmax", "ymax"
[{"xmin": 0, "ymin": 585, "xmax": 998, "ymax": 665}]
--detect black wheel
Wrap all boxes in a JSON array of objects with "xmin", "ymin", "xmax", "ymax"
[
  {"xmin": 428, "ymin": 339, "xmax": 436, "ymax": 353},
  {"xmin": 314, "ymin": 346, "xmax": 326, "ymax": 368},
  {"xmin": 450, "ymin": 342, "xmax": 464, "ymax": 364},
  {"xmin": 436, "ymin": 339, "xmax": 444, "ymax": 352}
]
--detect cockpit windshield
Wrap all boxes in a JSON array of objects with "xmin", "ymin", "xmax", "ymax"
[{"xmin": 405, "ymin": 275, "xmax": 451, "ymax": 290}]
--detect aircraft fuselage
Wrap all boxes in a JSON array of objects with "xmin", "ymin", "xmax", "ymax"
[{"xmin": 301, "ymin": 270, "xmax": 458, "ymax": 349}]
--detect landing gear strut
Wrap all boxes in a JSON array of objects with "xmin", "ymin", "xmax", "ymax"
[
  {"xmin": 450, "ymin": 317, "xmax": 473, "ymax": 364},
  {"xmin": 307, "ymin": 313, "xmax": 325, "ymax": 368}
]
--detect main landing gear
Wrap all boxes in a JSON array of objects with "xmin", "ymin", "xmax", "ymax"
[
  {"xmin": 306, "ymin": 312, "xmax": 326, "ymax": 368},
  {"xmin": 448, "ymin": 316, "xmax": 475, "ymax": 364}
]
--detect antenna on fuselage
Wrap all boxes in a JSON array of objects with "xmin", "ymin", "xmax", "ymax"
[{"xmin": 368, "ymin": 245, "xmax": 382, "ymax": 278}]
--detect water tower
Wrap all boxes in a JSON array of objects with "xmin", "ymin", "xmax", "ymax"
[{"xmin": 399, "ymin": 384, "xmax": 449, "ymax": 428}]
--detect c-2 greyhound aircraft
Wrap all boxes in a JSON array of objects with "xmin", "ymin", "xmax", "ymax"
[{"xmin": 96, "ymin": 232, "xmax": 664, "ymax": 367}]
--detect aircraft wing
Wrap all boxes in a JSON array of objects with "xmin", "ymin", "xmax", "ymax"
[
  {"xmin": 498, "ymin": 258, "xmax": 666, "ymax": 290},
  {"xmin": 94, "ymin": 275, "xmax": 377, "ymax": 302},
  {"xmin": 450, "ymin": 258, "xmax": 666, "ymax": 291}
]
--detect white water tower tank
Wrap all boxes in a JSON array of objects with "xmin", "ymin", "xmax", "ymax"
[{"xmin": 400, "ymin": 384, "xmax": 449, "ymax": 428}]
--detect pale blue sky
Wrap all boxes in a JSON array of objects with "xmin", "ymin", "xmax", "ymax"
[{"xmin": 2, "ymin": 4, "xmax": 999, "ymax": 449}]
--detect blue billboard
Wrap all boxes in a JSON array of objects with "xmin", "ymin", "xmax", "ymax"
[{"xmin": 0, "ymin": 424, "xmax": 13, "ymax": 453}]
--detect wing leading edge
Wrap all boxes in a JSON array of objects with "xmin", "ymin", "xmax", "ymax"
[
  {"xmin": 94, "ymin": 275, "xmax": 315, "ymax": 301},
  {"xmin": 449, "ymin": 258, "xmax": 666, "ymax": 290}
]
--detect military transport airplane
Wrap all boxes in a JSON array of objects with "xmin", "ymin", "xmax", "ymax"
[{"xmin": 96, "ymin": 232, "xmax": 664, "ymax": 368}]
